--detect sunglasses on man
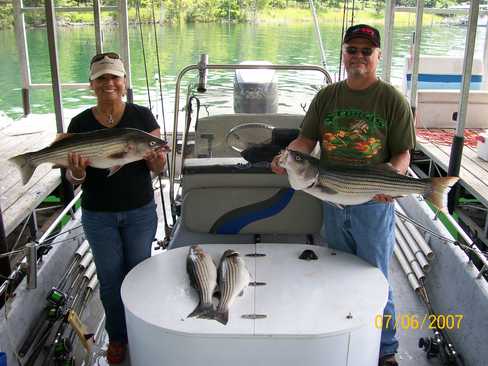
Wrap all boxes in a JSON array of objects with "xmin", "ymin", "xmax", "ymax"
[
  {"xmin": 90, "ymin": 52, "xmax": 121, "ymax": 65},
  {"xmin": 344, "ymin": 46, "xmax": 375, "ymax": 57}
]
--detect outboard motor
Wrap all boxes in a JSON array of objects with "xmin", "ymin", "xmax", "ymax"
[{"xmin": 234, "ymin": 61, "xmax": 278, "ymax": 113}]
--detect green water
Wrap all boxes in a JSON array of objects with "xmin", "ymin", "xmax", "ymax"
[{"xmin": 0, "ymin": 22, "xmax": 485, "ymax": 120}]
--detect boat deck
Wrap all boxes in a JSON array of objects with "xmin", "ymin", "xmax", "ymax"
[
  {"xmin": 415, "ymin": 128, "xmax": 488, "ymax": 208},
  {"xmin": 0, "ymin": 115, "xmax": 61, "ymax": 236}
]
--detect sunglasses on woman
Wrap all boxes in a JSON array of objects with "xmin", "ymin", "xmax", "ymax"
[
  {"xmin": 344, "ymin": 46, "xmax": 375, "ymax": 57},
  {"xmin": 90, "ymin": 52, "xmax": 121, "ymax": 65}
]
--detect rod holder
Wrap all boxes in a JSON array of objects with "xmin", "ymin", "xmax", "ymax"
[
  {"xmin": 25, "ymin": 242, "xmax": 37, "ymax": 290},
  {"xmin": 197, "ymin": 54, "xmax": 208, "ymax": 93}
]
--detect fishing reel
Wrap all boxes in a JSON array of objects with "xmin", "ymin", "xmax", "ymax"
[
  {"xmin": 419, "ymin": 331, "xmax": 465, "ymax": 365},
  {"xmin": 419, "ymin": 333, "xmax": 442, "ymax": 359}
]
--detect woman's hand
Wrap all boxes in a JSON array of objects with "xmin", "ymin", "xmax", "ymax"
[
  {"xmin": 67, "ymin": 152, "xmax": 90, "ymax": 183},
  {"xmin": 144, "ymin": 148, "xmax": 167, "ymax": 175}
]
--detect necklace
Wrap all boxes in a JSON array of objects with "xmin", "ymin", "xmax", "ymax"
[
  {"xmin": 96, "ymin": 106, "xmax": 115, "ymax": 126},
  {"xmin": 107, "ymin": 113, "xmax": 114, "ymax": 125}
]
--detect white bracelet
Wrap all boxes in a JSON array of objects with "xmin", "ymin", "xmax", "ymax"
[{"xmin": 69, "ymin": 170, "xmax": 86, "ymax": 183}]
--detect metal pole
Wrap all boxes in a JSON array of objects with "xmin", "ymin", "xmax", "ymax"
[
  {"xmin": 119, "ymin": 0, "xmax": 133, "ymax": 103},
  {"xmin": 309, "ymin": 0, "xmax": 327, "ymax": 70},
  {"xmin": 448, "ymin": 0, "xmax": 480, "ymax": 213},
  {"xmin": 93, "ymin": 0, "xmax": 103, "ymax": 54},
  {"xmin": 483, "ymin": 19, "xmax": 488, "ymax": 89},
  {"xmin": 409, "ymin": 0, "xmax": 424, "ymax": 115},
  {"xmin": 45, "ymin": 0, "xmax": 74, "ymax": 205},
  {"xmin": 0, "ymin": 203, "xmax": 10, "ymax": 288},
  {"xmin": 13, "ymin": 0, "xmax": 32, "ymax": 116},
  {"xmin": 383, "ymin": 0, "xmax": 395, "ymax": 83}
]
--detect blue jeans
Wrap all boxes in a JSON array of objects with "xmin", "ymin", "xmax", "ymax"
[
  {"xmin": 321, "ymin": 200, "xmax": 398, "ymax": 357},
  {"xmin": 82, "ymin": 201, "xmax": 157, "ymax": 342}
]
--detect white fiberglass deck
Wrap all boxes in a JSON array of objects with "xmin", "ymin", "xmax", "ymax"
[{"xmin": 121, "ymin": 243, "xmax": 388, "ymax": 366}]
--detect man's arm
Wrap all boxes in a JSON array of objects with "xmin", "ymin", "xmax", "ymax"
[
  {"xmin": 271, "ymin": 136, "xmax": 317, "ymax": 175},
  {"xmin": 389, "ymin": 149, "xmax": 411, "ymax": 175},
  {"xmin": 373, "ymin": 149, "xmax": 411, "ymax": 203}
]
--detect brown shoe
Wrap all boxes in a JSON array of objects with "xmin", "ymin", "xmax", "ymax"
[
  {"xmin": 378, "ymin": 354, "xmax": 398, "ymax": 366},
  {"xmin": 106, "ymin": 341, "xmax": 126, "ymax": 364}
]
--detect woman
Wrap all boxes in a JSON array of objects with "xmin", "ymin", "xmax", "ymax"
[{"xmin": 66, "ymin": 52, "xmax": 166, "ymax": 364}]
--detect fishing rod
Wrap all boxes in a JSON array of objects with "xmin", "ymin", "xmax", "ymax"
[
  {"xmin": 135, "ymin": 0, "xmax": 153, "ymax": 111},
  {"xmin": 149, "ymin": 0, "xmax": 173, "ymax": 241},
  {"xmin": 135, "ymin": 0, "xmax": 173, "ymax": 243}
]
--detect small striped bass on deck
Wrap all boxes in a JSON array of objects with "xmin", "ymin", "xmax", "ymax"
[
  {"xmin": 186, "ymin": 245, "xmax": 218, "ymax": 319},
  {"xmin": 215, "ymin": 249, "xmax": 251, "ymax": 325},
  {"xmin": 8, "ymin": 128, "xmax": 167, "ymax": 185},
  {"xmin": 278, "ymin": 149, "xmax": 459, "ymax": 211}
]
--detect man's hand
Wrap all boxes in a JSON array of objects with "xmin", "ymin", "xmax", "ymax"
[
  {"xmin": 270, "ymin": 154, "xmax": 286, "ymax": 175},
  {"xmin": 372, "ymin": 194, "xmax": 394, "ymax": 203}
]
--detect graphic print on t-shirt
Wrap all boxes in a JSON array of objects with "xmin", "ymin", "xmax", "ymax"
[{"xmin": 321, "ymin": 108, "xmax": 386, "ymax": 164}]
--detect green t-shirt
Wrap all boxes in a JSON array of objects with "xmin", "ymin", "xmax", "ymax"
[{"xmin": 301, "ymin": 79, "xmax": 416, "ymax": 166}]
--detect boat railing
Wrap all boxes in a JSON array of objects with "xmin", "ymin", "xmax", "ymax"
[
  {"xmin": 169, "ymin": 58, "xmax": 333, "ymax": 212},
  {"xmin": 407, "ymin": 167, "xmax": 488, "ymax": 280},
  {"xmin": 0, "ymin": 190, "xmax": 83, "ymax": 300}
]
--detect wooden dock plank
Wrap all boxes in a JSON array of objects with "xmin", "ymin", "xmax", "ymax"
[
  {"xmin": 416, "ymin": 136, "xmax": 488, "ymax": 207},
  {"xmin": 0, "ymin": 116, "xmax": 61, "ymax": 236}
]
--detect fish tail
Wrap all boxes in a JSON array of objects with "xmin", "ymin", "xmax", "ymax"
[
  {"xmin": 9, "ymin": 153, "xmax": 35, "ymax": 185},
  {"xmin": 187, "ymin": 302, "xmax": 215, "ymax": 319},
  {"xmin": 214, "ymin": 308, "xmax": 229, "ymax": 325},
  {"xmin": 426, "ymin": 176, "xmax": 459, "ymax": 211}
]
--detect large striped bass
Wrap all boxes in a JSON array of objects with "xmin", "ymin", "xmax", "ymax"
[
  {"xmin": 279, "ymin": 149, "xmax": 459, "ymax": 211},
  {"xmin": 186, "ymin": 245, "xmax": 218, "ymax": 319},
  {"xmin": 215, "ymin": 249, "xmax": 250, "ymax": 325},
  {"xmin": 8, "ymin": 128, "xmax": 167, "ymax": 185}
]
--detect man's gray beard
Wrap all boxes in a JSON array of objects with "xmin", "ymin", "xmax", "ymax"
[{"xmin": 347, "ymin": 67, "xmax": 366, "ymax": 78}]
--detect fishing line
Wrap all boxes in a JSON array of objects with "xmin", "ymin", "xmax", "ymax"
[
  {"xmin": 338, "ymin": 0, "xmax": 347, "ymax": 80},
  {"xmin": 149, "ymin": 0, "xmax": 173, "ymax": 233},
  {"xmin": 150, "ymin": 0, "xmax": 167, "ymax": 140},
  {"xmin": 135, "ymin": 0, "xmax": 153, "ymax": 110}
]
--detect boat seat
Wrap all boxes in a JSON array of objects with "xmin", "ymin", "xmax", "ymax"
[
  {"xmin": 168, "ymin": 157, "xmax": 324, "ymax": 248},
  {"xmin": 194, "ymin": 113, "xmax": 304, "ymax": 158}
]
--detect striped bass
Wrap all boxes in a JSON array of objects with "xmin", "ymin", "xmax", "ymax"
[
  {"xmin": 186, "ymin": 245, "xmax": 218, "ymax": 319},
  {"xmin": 279, "ymin": 149, "xmax": 459, "ymax": 211},
  {"xmin": 8, "ymin": 128, "xmax": 167, "ymax": 185},
  {"xmin": 215, "ymin": 249, "xmax": 250, "ymax": 325}
]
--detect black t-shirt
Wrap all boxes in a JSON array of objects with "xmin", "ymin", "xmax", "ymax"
[{"xmin": 67, "ymin": 103, "xmax": 159, "ymax": 211}]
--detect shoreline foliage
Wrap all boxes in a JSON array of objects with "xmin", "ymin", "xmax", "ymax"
[{"xmin": 0, "ymin": 0, "xmax": 476, "ymax": 29}]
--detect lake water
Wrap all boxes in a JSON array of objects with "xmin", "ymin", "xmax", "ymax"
[{"xmin": 1, "ymin": 21, "xmax": 487, "ymax": 124}]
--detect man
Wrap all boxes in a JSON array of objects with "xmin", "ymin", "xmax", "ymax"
[{"xmin": 272, "ymin": 24, "xmax": 415, "ymax": 366}]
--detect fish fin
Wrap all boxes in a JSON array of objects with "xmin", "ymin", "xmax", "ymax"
[
  {"xmin": 51, "ymin": 132, "xmax": 72, "ymax": 144},
  {"xmin": 107, "ymin": 151, "xmax": 128, "ymax": 159},
  {"xmin": 238, "ymin": 290, "xmax": 244, "ymax": 297},
  {"xmin": 9, "ymin": 153, "xmax": 35, "ymax": 185},
  {"xmin": 425, "ymin": 176, "xmax": 459, "ymax": 211},
  {"xmin": 214, "ymin": 309, "xmax": 229, "ymax": 325},
  {"xmin": 187, "ymin": 302, "xmax": 215, "ymax": 319},
  {"xmin": 107, "ymin": 165, "xmax": 123, "ymax": 177},
  {"xmin": 325, "ymin": 201, "xmax": 344, "ymax": 209}
]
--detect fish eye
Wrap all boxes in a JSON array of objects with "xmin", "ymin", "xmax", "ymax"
[
  {"xmin": 149, "ymin": 141, "xmax": 157, "ymax": 146},
  {"xmin": 295, "ymin": 155, "xmax": 302, "ymax": 161}
]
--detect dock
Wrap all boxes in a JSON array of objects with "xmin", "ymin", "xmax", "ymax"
[
  {"xmin": 415, "ymin": 128, "xmax": 488, "ymax": 238},
  {"xmin": 0, "ymin": 114, "xmax": 65, "ymax": 237}
]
